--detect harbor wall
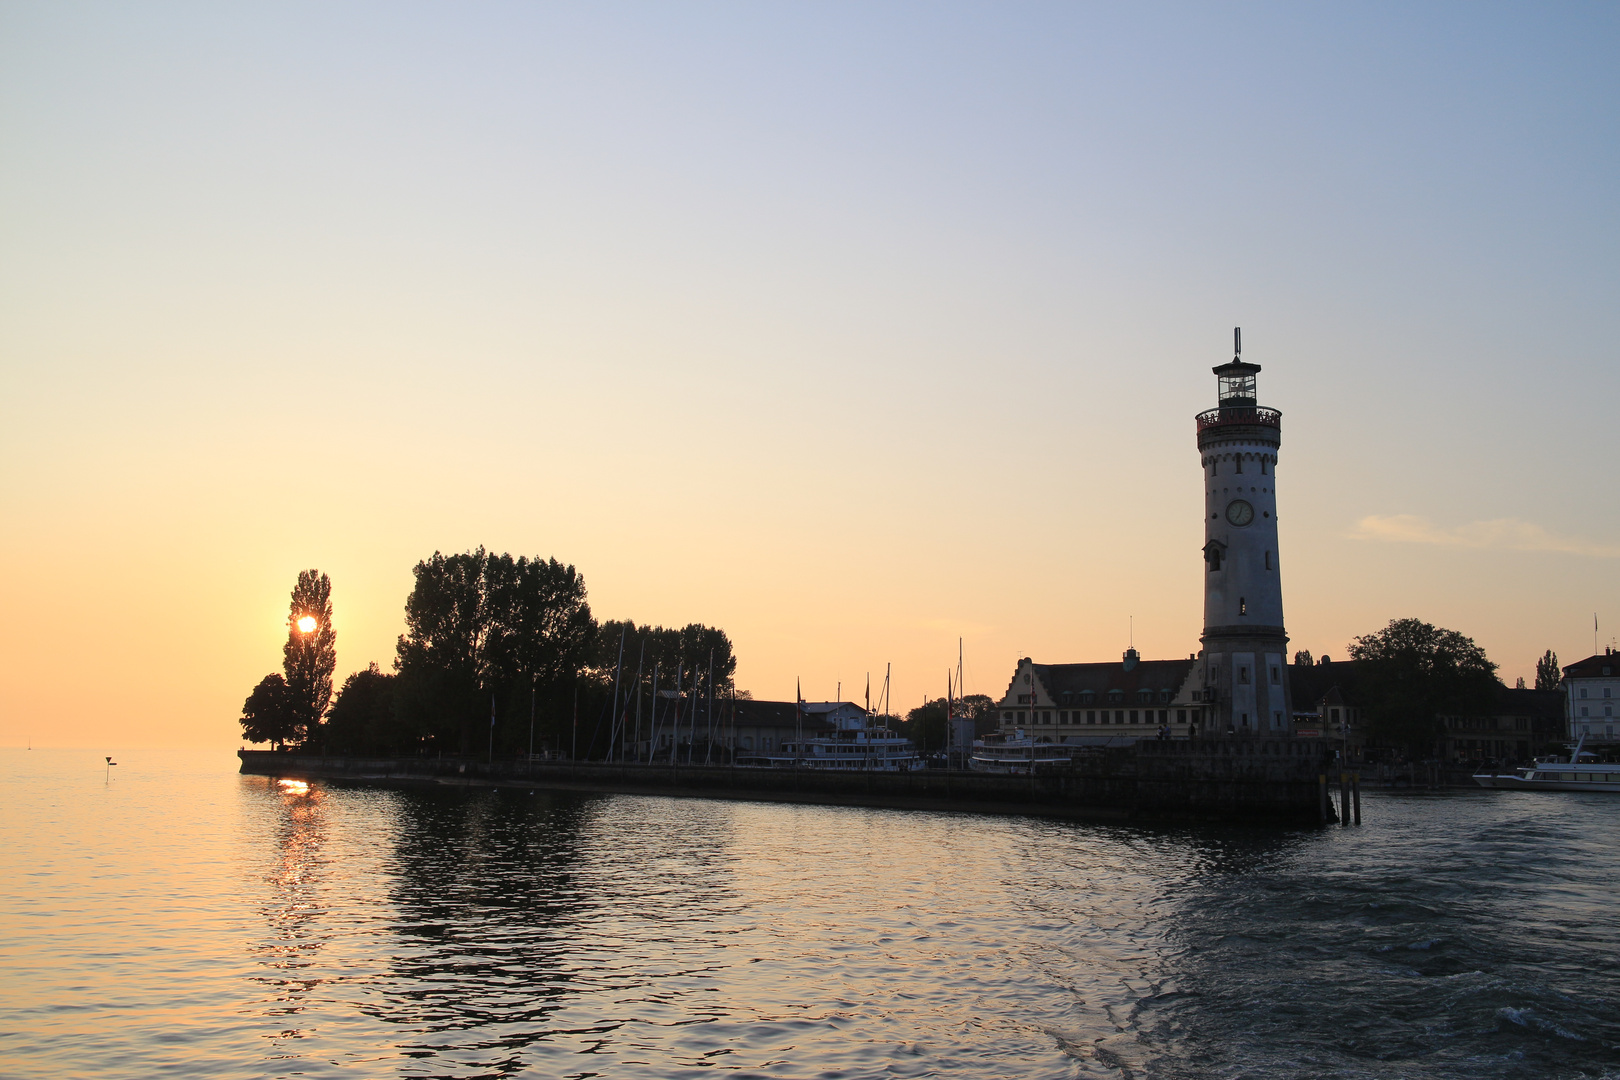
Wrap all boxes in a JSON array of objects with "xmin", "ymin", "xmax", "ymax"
[{"xmin": 240, "ymin": 737, "xmax": 1340, "ymax": 822}]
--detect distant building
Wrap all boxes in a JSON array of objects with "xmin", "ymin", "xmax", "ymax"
[
  {"xmin": 1288, "ymin": 658, "xmax": 1364, "ymax": 746},
  {"xmin": 727, "ymin": 700, "xmax": 868, "ymax": 755},
  {"xmin": 1436, "ymin": 686, "xmax": 1564, "ymax": 761},
  {"xmin": 995, "ymin": 650, "xmax": 1206, "ymax": 743},
  {"xmin": 1286, "ymin": 656, "xmax": 1561, "ymax": 761},
  {"xmin": 1564, "ymin": 648, "xmax": 1620, "ymax": 745}
]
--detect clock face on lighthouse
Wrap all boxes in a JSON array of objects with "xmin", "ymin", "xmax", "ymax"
[{"xmin": 1226, "ymin": 499, "xmax": 1255, "ymax": 526}]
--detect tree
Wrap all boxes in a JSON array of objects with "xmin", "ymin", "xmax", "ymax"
[
  {"xmin": 1294, "ymin": 650, "xmax": 1313, "ymax": 667},
  {"xmin": 903, "ymin": 693, "xmax": 998, "ymax": 752},
  {"xmin": 322, "ymin": 663, "xmax": 399, "ymax": 755},
  {"xmin": 241, "ymin": 673, "xmax": 298, "ymax": 749},
  {"xmin": 903, "ymin": 698, "xmax": 948, "ymax": 751},
  {"xmin": 394, "ymin": 549, "xmax": 596, "ymax": 754},
  {"xmin": 1535, "ymin": 650, "xmax": 1561, "ymax": 692},
  {"xmin": 1346, "ymin": 618, "xmax": 1500, "ymax": 757},
  {"xmin": 283, "ymin": 570, "xmax": 336, "ymax": 740}
]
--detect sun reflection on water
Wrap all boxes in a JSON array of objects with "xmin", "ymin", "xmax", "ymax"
[{"xmin": 276, "ymin": 778, "xmax": 310, "ymax": 796}]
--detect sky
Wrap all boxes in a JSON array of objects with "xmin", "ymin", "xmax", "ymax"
[{"xmin": 2, "ymin": 2, "xmax": 1616, "ymax": 749}]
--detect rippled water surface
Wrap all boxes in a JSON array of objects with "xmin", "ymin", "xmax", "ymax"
[{"xmin": 2, "ymin": 749, "xmax": 1617, "ymax": 1079}]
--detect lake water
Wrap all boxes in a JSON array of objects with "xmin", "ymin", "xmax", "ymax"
[{"xmin": 2, "ymin": 748, "xmax": 1616, "ymax": 1079}]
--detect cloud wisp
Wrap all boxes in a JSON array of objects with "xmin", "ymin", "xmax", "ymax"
[{"xmin": 1353, "ymin": 515, "xmax": 1620, "ymax": 559}]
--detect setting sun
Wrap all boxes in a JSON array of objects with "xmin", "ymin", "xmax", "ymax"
[{"xmin": 296, "ymin": 616, "xmax": 316, "ymax": 634}]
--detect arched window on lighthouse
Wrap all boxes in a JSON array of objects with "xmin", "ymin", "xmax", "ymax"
[
  {"xmin": 1260, "ymin": 458, "xmax": 1268, "ymax": 475},
  {"xmin": 1264, "ymin": 551, "xmax": 1272, "ymax": 570},
  {"xmin": 1235, "ymin": 456, "xmax": 1243, "ymax": 474}
]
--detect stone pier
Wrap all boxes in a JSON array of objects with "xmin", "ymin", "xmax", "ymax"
[{"xmin": 241, "ymin": 737, "xmax": 1339, "ymax": 823}]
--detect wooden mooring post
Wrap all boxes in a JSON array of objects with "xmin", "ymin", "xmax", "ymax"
[
  {"xmin": 1318, "ymin": 773, "xmax": 1328, "ymax": 824},
  {"xmin": 1352, "ymin": 772, "xmax": 1361, "ymax": 825}
]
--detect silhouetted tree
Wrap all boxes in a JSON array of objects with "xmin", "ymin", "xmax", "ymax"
[
  {"xmin": 1347, "ymin": 618, "xmax": 1499, "ymax": 757},
  {"xmin": 902, "ymin": 693, "xmax": 998, "ymax": 751},
  {"xmin": 1535, "ymin": 649, "xmax": 1561, "ymax": 692},
  {"xmin": 903, "ymin": 698, "xmax": 948, "ymax": 751},
  {"xmin": 241, "ymin": 673, "xmax": 298, "ymax": 749},
  {"xmin": 322, "ymin": 663, "xmax": 400, "ymax": 754},
  {"xmin": 1294, "ymin": 650, "xmax": 1313, "ymax": 667},
  {"xmin": 283, "ymin": 570, "xmax": 336, "ymax": 738},
  {"xmin": 395, "ymin": 549, "xmax": 594, "ymax": 754}
]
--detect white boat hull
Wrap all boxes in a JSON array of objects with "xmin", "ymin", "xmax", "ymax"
[{"xmin": 1473, "ymin": 770, "xmax": 1620, "ymax": 792}]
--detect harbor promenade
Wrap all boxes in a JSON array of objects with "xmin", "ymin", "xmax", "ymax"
[{"xmin": 241, "ymin": 737, "xmax": 1341, "ymax": 822}]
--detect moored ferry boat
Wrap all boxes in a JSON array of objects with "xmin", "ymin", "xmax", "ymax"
[
  {"xmin": 969, "ymin": 730, "xmax": 1073, "ymax": 775},
  {"xmin": 1473, "ymin": 737, "xmax": 1620, "ymax": 792},
  {"xmin": 737, "ymin": 701, "xmax": 920, "ymax": 771}
]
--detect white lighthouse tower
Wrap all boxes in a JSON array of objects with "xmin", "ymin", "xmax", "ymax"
[{"xmin": 1198, "ymin": 329, "xmax": 1292, "ymax": 735}]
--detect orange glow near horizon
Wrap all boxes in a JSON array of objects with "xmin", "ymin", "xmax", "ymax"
[{"xmin": 1, "ymin": 6, "xmax": 1614, "ymax": 750}]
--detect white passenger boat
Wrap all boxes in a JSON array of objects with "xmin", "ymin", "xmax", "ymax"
[
  {"xmin": 739, "ymin": 707, "xmax": 919, "ymax": 771},
  {"xmin": 968, "ymin": 730, "xmax": 1073, "ymax": 775},
  {"xmin": 1473, "ymin": 737, "xmax": 1620, "ymax": 792}
]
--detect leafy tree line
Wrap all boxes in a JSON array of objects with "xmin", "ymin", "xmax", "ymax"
[
  {"xmin": 901, "ymin": 695, "xmax": 999, "ymax": 753},
  {"xmin": 1344, "ymin": 619, "xmax": 1566, "ymax": 758},
  {"xmin": 241, "ymin": 550, "xmax": 735, "ymax": 758}
]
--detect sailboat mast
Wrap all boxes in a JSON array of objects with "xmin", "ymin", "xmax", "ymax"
[
  {"xmin": 607, "ymin": 626, "xmax": 625, "ymax": 762},
  {"xmin": 703, "ymin": 648, "xmax": 715, "ymax": 764},
  {"xmin": 648, "ymin": 661, "xmax": 661, "ymax": 762},
  {"xmin": 629, "ymin": 638, "xmax": 645, "ymax": 764}
]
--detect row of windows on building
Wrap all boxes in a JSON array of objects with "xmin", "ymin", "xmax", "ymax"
[
  {"xmin": 1576, "ymin": 687, "xmax": 1614, "ymax": 698},
  {"xmin": 1017, "ymin": 690, "xmax": 1179, "ymax": 706},
  {"xmin": 1578, "ymin": 705, "xmax": 1615, "ymax": 717},
  {"xmin": 1453, "ymin": 738, "xmax": 1531, "ymax": 758},
  {"xmin": 1449, "ymin": 716, "xmax": 1541, "ymax": 731},
  {"xmin": 1004, "ymin": 708, "xmax": 1207, "ymax": 726}
]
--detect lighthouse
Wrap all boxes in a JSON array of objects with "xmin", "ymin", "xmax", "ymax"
[{"xmin": 1198, "ymin": 329, "xmax": 1292, "ymax": 734}]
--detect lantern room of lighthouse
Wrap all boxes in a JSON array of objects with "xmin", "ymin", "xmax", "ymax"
[{"xmin": 1197, "ymin": 329, "xmax": 1292, "ymax": 734}]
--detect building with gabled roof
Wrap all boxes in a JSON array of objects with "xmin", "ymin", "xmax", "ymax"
[{"xmin": 995, "ymin": 649, "xmax": 1208, "ymax": 742}]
